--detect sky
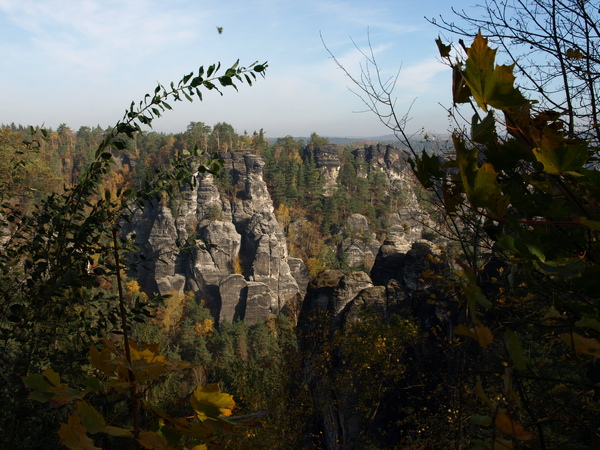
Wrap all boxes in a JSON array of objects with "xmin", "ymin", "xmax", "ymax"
[{"xmin": 0, "ymin": 0, "xmax": 475, "ymax": 139}]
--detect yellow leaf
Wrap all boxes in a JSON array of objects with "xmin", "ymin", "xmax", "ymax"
[
  {"xmin": 138, "ymin": 431, "xmax": 171, "ymax": 450},
  {"xmin": 77, "ymin": 401, "xmax": 132, "ymax": 437},
  {"xmin": 191, "ymin": 383, "xmax": 236, "ymax": 420},
  {"xmin": 495, "ymin": 412, "xmax": 536, "ymax": 441},
  {"xmin": 129, "ymin": 340, "xmax": 165, "ymax": 364},
  {"xmin": 40, "ymin": 368, "xmax": 84, "ymax": 407},
  {"xmin": 560, "ymin": 332, "xmax": 600, "ymax": 358},
  {"xmin": 455, "ymin": 324, "xmax": 494, "ymax": 348},
  {"xmin": 42, "ymin": 367, "xmax": 61, "ymax": 386},
  {"xmin": 59, "ymin": 413, "xmax": 101, "ymax": 450},
  {"xmin": 89, "ymin": 345, "xmax": 116, "ymax": 376}
]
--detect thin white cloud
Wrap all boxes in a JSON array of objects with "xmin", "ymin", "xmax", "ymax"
[
  {"xmin": 395, "ymin": 59, "xmax": 449, "ymax": 94},
  {"xmin": 314, "ymin": 1, "xmax": 419, "ymax": 34},
  {"xmin": 0, "ymin": 0, "xmax": 461, "ymax": 136},
  {"xmin": 0, "ymin": 0, "xmax": 200, "ymax": 76}
]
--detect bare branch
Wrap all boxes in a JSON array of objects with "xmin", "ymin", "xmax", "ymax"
[{"xmin": 320, "ymin": 30, "xmax": 419, "ymax": 158}]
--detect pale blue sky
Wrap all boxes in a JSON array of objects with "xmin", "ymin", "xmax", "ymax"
[{"xmin": 0, "ymin": 0, "xmax": 474, "ymax": 138}]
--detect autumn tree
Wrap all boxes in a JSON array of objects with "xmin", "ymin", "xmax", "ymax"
[
  {"xmin": 184, "ymin": 121, "xmax": 212, "ymax": 152},
  {"xmin": 209, "ymin": 122, "xmax": 238, "ymax": 152},
  {"xmin": 1, "ymin": 59, "xmax": 268, "ymax": 449},
  {"xmin": 327, "ymin": 3, "xmax": 600, "ymax": 447}
]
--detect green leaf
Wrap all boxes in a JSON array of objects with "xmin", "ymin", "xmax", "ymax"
[
  {"xmin": 505, "ymin": 329, "xmax": 526, "ymax": 370},
  {"xmin": 497, "ymin": 234, "xmax": 545, "ymax": 262},
  {"xmin": 77, "ymin": 401, "xmax": 106, "ymax": 434},
  {"xmin": 577, "ymin": 216, "xmax": 600, "ymax": 231},
  {"xmin": 576, "ymin": 317, "xmax": 600, "ymax": 333},
  {"xmin": 470, "ymin": 415, "xmax": 492, "ymax": 426},
  {"xmin": 472, "ymin": 111, "xmax": 497, "ymax": 144},
  {"xmin": 534, "ymin": 259, "xmax": 585, "ymax": 278},
  {"xmin": 182, "ymin": 71, "xmax": 193, "ymax": 84},
  {"xmin": 409, "ymin": 151, "xmax": 443, "ymax": 189},
  {"xmin": 23, "ymin": 373, "xmax": 52, "ymax": 392},
  {"xmin": 190, "ymin": 76, "xmax": 203, "ymax": 88},
  {"xmin": 462, "ymin": 32, "xmax": 528, "ymax": 111},
  {"xmin": 461, "ymin": 267, "xmax": 492, "ymax": 312},
  {"xmin": 532, "ymin": 126, "xmax": 588, "ymax": 174},
  {"xmin": 455, "ymin": 134, "xmax": 509, "ymax": 215},
  {"xmin": 219, "ymin": 76, "xmax": 234, "ymax": 87}
]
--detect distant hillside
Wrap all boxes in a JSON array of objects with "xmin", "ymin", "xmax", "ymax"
[{"xmin": 267, "ymin": 134, "xmax": 452, "ymax": 153}]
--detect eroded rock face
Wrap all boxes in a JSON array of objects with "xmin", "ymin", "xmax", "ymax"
[
  {"xmin": 370, "ymin": 231, "xmax": 412, "ymax": 286},
  {"xmin": 245, "ymin": 281, "xmax": 272, "ymax": 325},
  {"xmin": 218, "ymin": 274, "xmax": 246, "ymax": 323},
  {"xmin": 310, "ymin": 144, "xmax": 341, "ymax": 196},
  {"xmin": 354, "ymin": 144, "xmax": 424, "ymax": 241},
  {"xmin": 127, "ymin": 151, "xmax": 300, "ymax": 324},
  {"xmin": 287, "ymin": 257, "xmax": 309, "ymax": 296},
  {"xmin": 353, "ymin": 144, "xmax": 409, "ymax": 179},
  {"xmin": 298, "ymin": 236, "xmax": 453, "ymax": 450},
  {"xmin": 339, "ymin": 214, "xmax": 381, "ymax": 271},
  {"xmin": 330, "ymin": 271, "xmax": 373, "ymax": 318}
]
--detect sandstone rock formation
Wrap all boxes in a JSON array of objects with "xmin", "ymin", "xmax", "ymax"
[
  {"xmin": 338, "ymin": 213, "xmax": 381, "ymax": 271},
  {"xmin": 308, "ymin": 144, "xmax": 341, "ymax": 196},
  {"xmin": 298, "ymin": 235, "xmax": 454, "ymax": 450},
  {"xmin": 126, "ymin": 150, "xmax": 301, "ymax": 325}
]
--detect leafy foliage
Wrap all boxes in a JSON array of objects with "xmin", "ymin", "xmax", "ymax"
[
  {"xmin": 409, "ymin": 32, "xmax": 600, "ymax": 448},
  {"xmin": 24, "ymin": 339, "xmax": 262, "ymax": 449},
  {"xmin": 0, "ymin": 59, "xmax": 267, "ymax": 448}
]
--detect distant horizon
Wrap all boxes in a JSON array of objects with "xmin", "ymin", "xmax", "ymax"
[{"xmin": 1, "ymin": 120, "xmax": 450, "ymax": 145}]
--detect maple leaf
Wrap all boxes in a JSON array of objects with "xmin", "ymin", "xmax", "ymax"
[
  {"xmin": 462, "ymin": 32, "xmax": 528, "ymax": 111},
  {"xmin": 59, "ymin": 413, "xmax": 100, "ymax": 450},
  {"xmin": 190, "ymin": 383, "xmax": 236, "ymax": 421}
]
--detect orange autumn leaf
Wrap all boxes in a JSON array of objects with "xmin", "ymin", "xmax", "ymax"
[
  {"xmin": 495, "ymin": 412, "xmax": 536, "ymax": 441},
  {"xmin": 560, "ymin": 332, "xmax": 600, "ymax": 358},
  {"xmin": 455, "ymin": 324, "xmax": 494, "ymax": 348}
]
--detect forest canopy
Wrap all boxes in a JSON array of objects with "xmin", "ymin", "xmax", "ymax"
[{"xmin": 1, "ymin": 1, "xmax": 600, "ymax": 448}]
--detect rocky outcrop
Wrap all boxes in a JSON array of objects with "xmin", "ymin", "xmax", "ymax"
[
  {"xmin": 126, "ymin": 142, "xmax": 427, "ymax": 328},
  {"xmin": 126, "ymin": 150, "xmax": 300, "ymax": 324},
  {"xmin": 298, "ymin": 236, "xmax": 454, "ymax": 450},
  {"xmin": 370, "ymin": 230, "xmax": 412, "ymax": 286},
  {"xmin": 341, "ymin": 285, "xmax": 387, "ymax": 323},
  {"xmin": 352, "ymin": 144, "xmax": 409, "ymax": 180},
  {"xmin": 309, "ymin": 144, "xmax": 341, "ymax": 196},
  {"xmin": 354, "ymin": 144, "xmax": 425, "ymax": 242},
  {"xmin": 338, "ymin": 214, "xmax": 381, "ymax": 270}
]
